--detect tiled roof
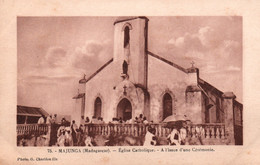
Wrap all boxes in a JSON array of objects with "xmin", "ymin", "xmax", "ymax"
[
  {"xmin": 17, "ymin": 105, "xmax": 49, "ymax": 117},
  {"xmin": 198, "ymin": 78, "xmax": 223, "ymax": 97}
]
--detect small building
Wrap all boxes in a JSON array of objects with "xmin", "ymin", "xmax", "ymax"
[{"xmin": 17, "ymin": 105, "xmax": 49, "ymax": 124}]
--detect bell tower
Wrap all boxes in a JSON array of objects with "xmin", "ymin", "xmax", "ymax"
[{"xmin": 113, "ymin": 17, "xmax": 149, "ymax": 89}]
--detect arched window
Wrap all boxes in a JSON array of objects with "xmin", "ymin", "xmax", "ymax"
[
  {"xmin": 163, "ymin": 93, "xmax": 172, "ymax": 120},
  {"xmin": 122, "ymin": 60, "xmax": 128, "ymax": 74},
  {"xmin": 124, "ymin": 26, "xmax": 130, "ymax": 48},
  {"xmin": 94, "ymin": 97, "xmax": 102, "ymax": 118}
]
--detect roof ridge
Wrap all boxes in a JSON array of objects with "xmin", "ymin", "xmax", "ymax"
[
  {"xmin": 147, "ymin": 51, "xmax": 188, "ymax": 73},
  {"xmin": 198, "ymin": 78, "xmax": 243, "ymax": 105},
  {"xmin": 84, "ymin": 58, "xmax": 113, "ymax": 83},
  {"xmin": 198, "ymin": 78, "xmax": 223, "ymax": 95}
]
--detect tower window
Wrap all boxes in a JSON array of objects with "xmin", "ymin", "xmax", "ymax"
[
  {"xmin": 124, "ymin": 26, "xmax": 130, "ymax": 48},
  {"xmin": 122, "ymin": 60, "xmax": 128, "ymax": 75}
]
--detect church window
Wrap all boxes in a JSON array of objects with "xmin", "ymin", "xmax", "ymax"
[
  {"xmin": 124, "ymin": 26, "xmax": 130, "ymax": 48},
  {"xmin": 163, "ymin": 93, "xmax": 173, "ymax": 120},
  {"xmin": 122, "ymin": 60, "xmax": 128, "ymax": 75},
  {"xmin": 94, "ymin": 97, "xmax": 102, "ymax": 118}
]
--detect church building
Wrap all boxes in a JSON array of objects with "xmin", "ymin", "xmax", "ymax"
[{"xmin": 72, "ymin": 17, "xmax": 243, "ymax": 134}]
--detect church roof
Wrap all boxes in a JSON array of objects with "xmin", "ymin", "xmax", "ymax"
[
  {"xmin": 198, "ymin": 78, "xmax": 243, "ymax": 108},
  {"xmin": 83, "ymin": 58, "xmax": 113, "ymax": 84},
  {"xmin": 82, "ymin": 51, "xmax": 189, "ymax": 85},
  {"xmin": 114, "ymin": 16, "xmax": 149, "ymax": 25},
  {"xmin": 83, "ymin": 51, "xmax": 190, "ymax": 85},
  {"xmin": 198, "ymin": 78, "xmax": 223, "ymax": 97},
  {"xmin": 147, "ymin": 51, "xmax": 188, "ymax": 73}
]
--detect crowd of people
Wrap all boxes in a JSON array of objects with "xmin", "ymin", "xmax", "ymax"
[
  {"xmin": 37, "ymin": 114, "xmax": 58, "ymax": 125},
  {"xmin": 83, "ymin": 114, "xmax": 190, "ymax": 146},
  {"xmin": 53, "ymin": 114, "xmax": 152, "ymax": 147},
  {"xmin": 142, "ymin": 121, "xmax": 189, "ymax": 146},
  {"xmin": 166, "ymin": 121, "xmax": 188, "ymax": 145},
  {"xmin": 35, "ymin": 113, "xmax": 191, "ymax": 146},
  {"xmin": 84, "ymin": 114, "xmax": 150, "ymax": 125},
  {"xmin": 85, "ymin": 116, "xmax": 105, "ymax": 124},
  {"xmin": 37, "ymin": 114, "xmax": 82, "ymax": 146},
  {"xmin": 56, "ymin": 120, "xmax": 85, "ymax": 146}
]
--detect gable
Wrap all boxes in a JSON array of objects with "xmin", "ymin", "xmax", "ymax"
[{"xmin": 148, "ymin": 53, "xmax": 189, "ymax": 88}]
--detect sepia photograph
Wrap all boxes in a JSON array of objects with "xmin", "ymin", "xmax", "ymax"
[{"xmin": 17, "ymin": 16, "xmax": 243, "ymax": 147}]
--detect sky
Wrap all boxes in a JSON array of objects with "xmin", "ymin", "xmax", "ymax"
[{"xmin": 17, "ymin": 16, "xmax": 242, "ymax": 115}]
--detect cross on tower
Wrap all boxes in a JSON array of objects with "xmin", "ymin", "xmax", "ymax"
[{"xmin": 191, "ymin": 61, "xmax": 195, "ymax": 68}]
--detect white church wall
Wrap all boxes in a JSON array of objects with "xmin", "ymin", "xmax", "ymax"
[
  {"xmin": 84, "ymin": 63, "xmax": 147, "ymax": 123},
  {"xmin": 111, "ymin": 80, "xmax": 146, "ymax": 119},
  {"xmin": 72, "ymin": 98, "xmax": 83, "ymax": 126},
  {"xmin": 84, "ymin": 63, "xmax": 121, "ymax": 123},
  {"xmin": 147, "ymin": 55, "xmax": 190, "ymax": 122}
]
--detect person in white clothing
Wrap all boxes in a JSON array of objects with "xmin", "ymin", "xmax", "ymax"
[
  {"xmin": 46, "ymin": 115, "xmax": 52, "ymax": 124},
  {"xmin": 167, "ymin": 128, "xmax": 180, "ymax": 145},
  {"xmin": 143, "ymin": 126, "xmax": 157, "ymax": 146},
  {"xmin": 57, "ymin": 125, "xmax": 66, "ymax": 146},
  {"xmin": 38, "ymin": 115, "xmax": 45, "ymax": 124},
  {"xmin": 143, "ymin": 117, "xmax": 149, "ymax": 124}
]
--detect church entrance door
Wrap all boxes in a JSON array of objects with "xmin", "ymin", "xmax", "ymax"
[{"xmin": 117, "ymin": 98, "xmax": 132, "ymax": 121}]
